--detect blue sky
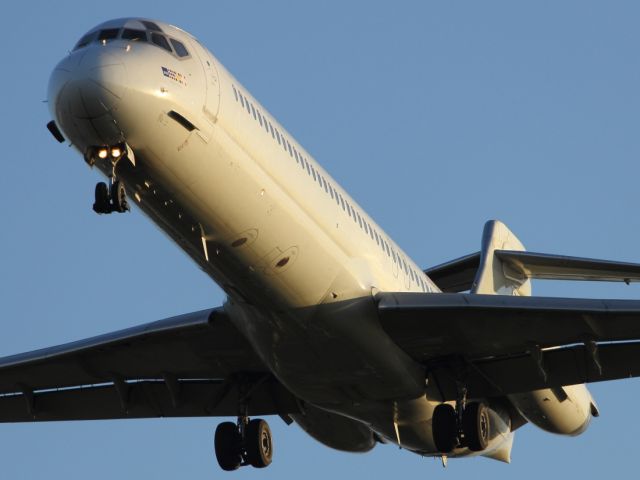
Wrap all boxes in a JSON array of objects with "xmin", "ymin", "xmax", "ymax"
[{"xmin": 1, "ymin": 1, "xmax": 640, "ymax": 478}]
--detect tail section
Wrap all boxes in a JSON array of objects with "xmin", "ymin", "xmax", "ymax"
[
  {"xmin": 471, "ymin": 221, "xmax": 594, "ymax": 450},
  {"xmin": 471, "ymin": 220, "xmax": 531, "ymax": 296}
]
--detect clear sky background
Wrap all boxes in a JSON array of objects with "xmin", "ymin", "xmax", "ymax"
[{"xmin": 1, "ymin": 1, "xmax": 639, "ymax": 478}]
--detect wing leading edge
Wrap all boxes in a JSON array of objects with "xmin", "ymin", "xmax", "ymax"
[
  {"xmin": 377, "ymin": 292, "xmax": 640, "ymax": 401},
  {"xmin": 0, "ymin": 308, "xmax": 298, "ymax": 422}
]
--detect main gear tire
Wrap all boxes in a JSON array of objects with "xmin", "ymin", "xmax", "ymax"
[
  {"xmin": 245, "ymin": 419, "xmax": 273, "ymax": 468},
  {"xmin": 432, "ymin": 403, "xmax": 457, "ymax": 453},
  {"xmin": 214, "ymin": 422, "xmax": 242, "ymax": 471},
  {"xmin": 463, "ymin": 402, "xmax": 491, "ymax": 451}
]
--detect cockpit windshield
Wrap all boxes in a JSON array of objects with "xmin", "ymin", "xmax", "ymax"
[
  {"xmin": 73, "ymin": 32, "xmax": 96, "ymax": 50},
  {"xmin": 97, "ymin": 28, "xmax": 119, "ymax": 42},
  {"xmin": 121, "ymin": 29, "xmax": 147, "ymax": 42},
  {"xmin": 72, "ymin": 20, "xmax": 190, "ymax": 59}
]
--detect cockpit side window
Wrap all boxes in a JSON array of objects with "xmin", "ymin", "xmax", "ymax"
[
  {"xmin": 170, "ymin": 39, "xmax": 189, "ymax": 57},
  {"xmin": 73, "ymin": 32, "xmax": 96, "ymax": 51},
  {"xmin": 98, "ymin": 29, "xmax": 120, "ymax": 42},
  {"xmin": 151, "ymin": 33, "xmax": 172, "ymax": 52},
  {"xmin": 122, "ymin": 29, "xmax": 147, "ymax": 42}
]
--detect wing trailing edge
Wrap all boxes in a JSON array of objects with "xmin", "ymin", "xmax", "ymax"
[{"xmin": 0, "ymin": 307, "xmax": 299, "ymax": 422}]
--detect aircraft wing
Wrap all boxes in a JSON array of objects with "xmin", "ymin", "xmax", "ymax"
[
  {"xmin": 377, "ymin": 292, "xmax": 640, "ymax": 401},
  {"xmin": 0, "ymin": 308, "xmax": 298, "ymax": 422}
]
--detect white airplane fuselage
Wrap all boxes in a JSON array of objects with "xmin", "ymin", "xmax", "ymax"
[{"xmin": 47, "ymin": 18, "xmax": 594, "ymax": 462}]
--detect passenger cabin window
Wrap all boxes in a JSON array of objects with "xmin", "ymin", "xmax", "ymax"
[
  {"xmin": 122, "ymin": 29, "xmax": 147, "ymax": 42},
  {"xmin": 98, "ymin": 29, "xmax": 120, "ymax": 42},
  {"xmin": 170, "ymin": 38, "xmax": 189, "ymax": 57},
  {"xmin": 151, "ymin": 32, "xmax": 172, "ymax": 52}
]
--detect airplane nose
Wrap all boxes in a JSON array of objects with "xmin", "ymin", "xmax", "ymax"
[
  {"xmin": 48, "ymin": 49, "xmax": 128, "ymax": 147},
  {"xmin": 74, "ymin": 50, "xmax": 127, "ymax": 116}
]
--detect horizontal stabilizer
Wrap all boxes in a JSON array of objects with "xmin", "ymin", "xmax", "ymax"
[
  {"xmin": 424, "ymin": 252, "xmax": 481, "ymax": 293},
  {"xmin": 425, "ymin": 250, "xmax": 640, "ymax": 292},
  {"xmin": 495, "ymin": 250, "xmax": 640, "ymax": 283}
]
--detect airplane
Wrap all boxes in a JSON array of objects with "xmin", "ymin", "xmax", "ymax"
[{"xmin": 5, "ymin": 16, "xmax": 640, "ymax": 471}]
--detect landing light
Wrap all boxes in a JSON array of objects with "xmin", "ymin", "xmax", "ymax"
[
  {"xmin": 110, "ymin": 147, "xmax": 122, "ymax": 158},
  {"xmin": 97, "ymin": 148, "xmax": 108, "ymax": 159}
]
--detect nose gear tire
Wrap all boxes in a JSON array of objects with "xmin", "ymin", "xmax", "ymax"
[
  {"xmin": 111, "ymin": 180, "xmax": 129, "ymax": 213},
  {"xmin": 92, "ymin": 182, "xmax": 110, "ymax": 214}
]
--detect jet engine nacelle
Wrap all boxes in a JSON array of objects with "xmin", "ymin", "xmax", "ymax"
[
  {"xmin": 508, "ymin": 384, "xmax": 596, "ymax": 436},
  {"xmin": 291, "ymin": 403, "xmax": 376, "ymax": 453}
]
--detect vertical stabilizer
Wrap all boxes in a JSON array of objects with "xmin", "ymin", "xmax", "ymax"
[{"xmin": 471, "ymin": 220, "xmax": 531, "ymax": 296}]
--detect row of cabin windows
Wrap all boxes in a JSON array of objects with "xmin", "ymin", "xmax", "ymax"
[{"xmin": 231, "ymin": 84, "xmax": 430, "ymax": 293}]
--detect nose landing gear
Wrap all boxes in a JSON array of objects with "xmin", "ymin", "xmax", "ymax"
[
  {"xmin": 86, "ymin": 144, "xmax": 132, "ymax": 215},
  {"xmin": 214, "ymin": 417, "xmax": 273, "ymax": 471},
  {"xmin": 93, "ymin": 180, "xmax": 129, "ymax": 214}
]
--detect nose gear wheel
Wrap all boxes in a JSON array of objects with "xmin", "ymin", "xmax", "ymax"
[{"xmin": 93, "ymin": 180, "xmax": 129, "ymax": 214}]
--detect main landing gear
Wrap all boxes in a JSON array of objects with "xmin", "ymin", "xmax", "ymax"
[
  {"xmin": 432, "ymin": 401, "xmax": 491, "ymax": 453},
  {"xmin": 214, "ymin": 416, "xmax": 273, "ymax": 471}
]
